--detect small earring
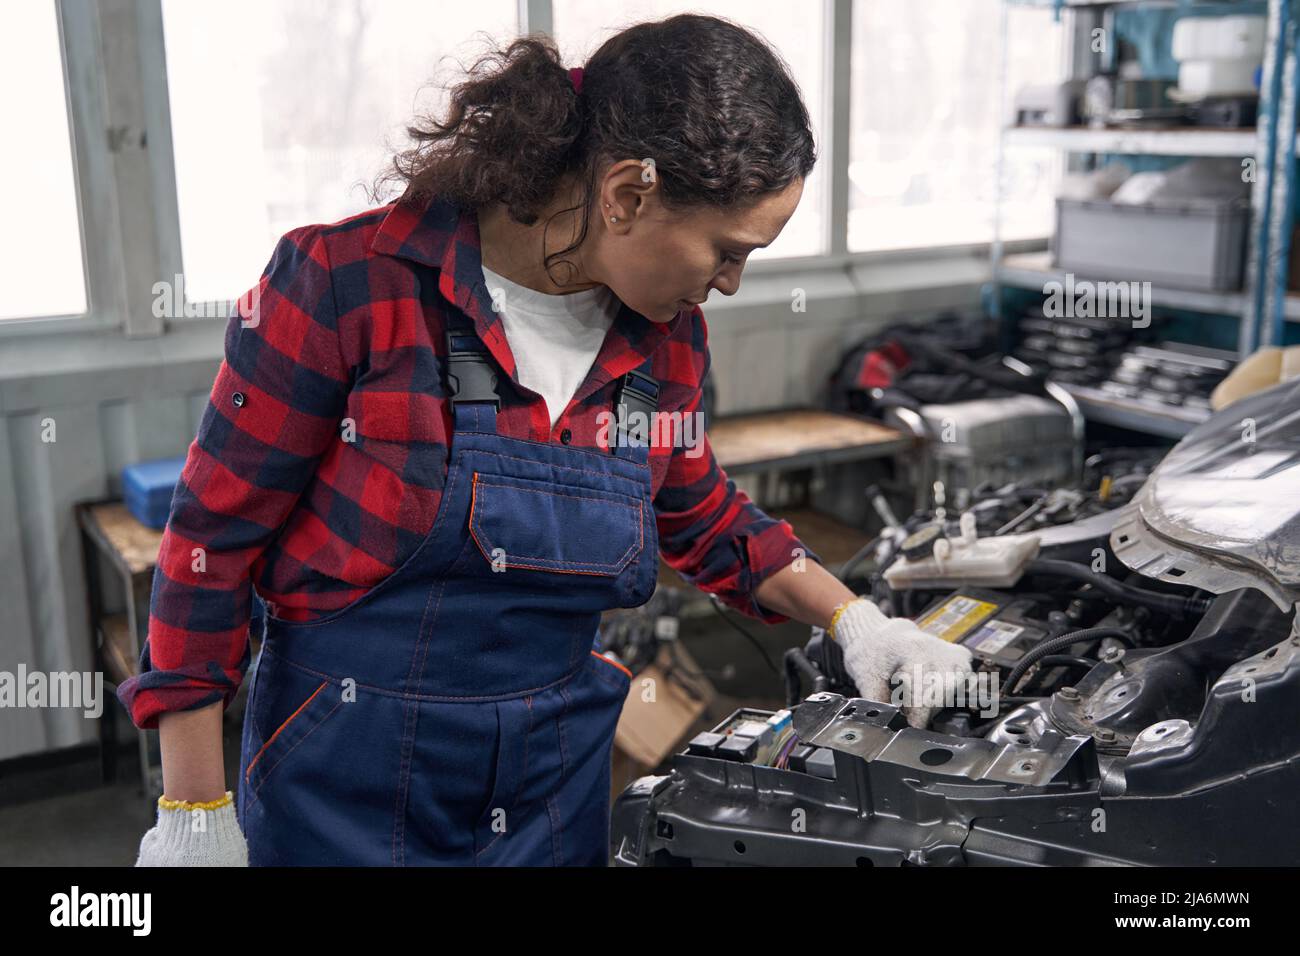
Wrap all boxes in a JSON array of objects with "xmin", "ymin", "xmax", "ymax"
[{"xmin": 610, "ymin": 216, "xmax": 618, "ymax": 222}]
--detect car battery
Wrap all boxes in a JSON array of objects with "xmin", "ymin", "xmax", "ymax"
[
  {"xmin": 913, "ymin": 588, "xmax": 1050, "ymax": 667},
  {"xmin": 122, "ymin": 454, "xmax": 187, "ymax": 529}
]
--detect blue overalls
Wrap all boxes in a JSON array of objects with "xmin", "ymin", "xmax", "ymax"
[{"xmin": 235, "ymin": 313, "xmax": 660, "ymax": 866}]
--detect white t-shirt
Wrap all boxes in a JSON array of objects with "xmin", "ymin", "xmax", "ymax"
[{"xmin": 480, "ymin": 263, "xmax": 620, "ymax": 428}]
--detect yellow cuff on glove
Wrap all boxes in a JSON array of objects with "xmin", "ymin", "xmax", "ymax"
[{"xmin": 157, "ymin": 791, "xmax": 234, "ymax": 813}]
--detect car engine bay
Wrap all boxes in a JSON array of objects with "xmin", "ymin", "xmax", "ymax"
[{"xmin": 611, "ymin": 382, "xmax": 1300, "ymax": 866}]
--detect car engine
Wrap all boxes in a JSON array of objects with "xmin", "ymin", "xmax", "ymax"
[{"xmin": 611, "ymin": 382, "xmax": 1300, "ymax": 866}]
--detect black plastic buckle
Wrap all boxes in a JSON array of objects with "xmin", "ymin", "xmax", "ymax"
[
  {"xmin": 613, "ymin": 368, "xmax": 660, "ymax": 446},
  {"xmin": 444, "ymin": 330, "xmax": 500, "ymax": 409}
]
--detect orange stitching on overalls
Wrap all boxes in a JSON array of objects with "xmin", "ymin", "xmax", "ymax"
[
  {"xmin": 250, "ymin": 697, "xmax": 344, "ymax": 795},
  {"xmin": 468, "ymin": 472, "xmax": 484, "ymax": 561},
  {"xmin": 244, "ymin": 680, "xmax": 329, "ymax": 781},
  {"xmin": 590, "ymin": 650, "xmax": 633, "ymax": 680},
  {"xmin": 468, "ymin": 474, "xmax": 644, "ymax": 573}
]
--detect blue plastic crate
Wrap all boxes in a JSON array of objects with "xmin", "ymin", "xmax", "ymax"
[{"xmin": 122, "ymin": 455, "xmax": 187, "ymax": 530}]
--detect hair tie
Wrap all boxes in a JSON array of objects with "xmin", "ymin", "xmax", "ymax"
[{"xmin": 568, "ymin": 67, "xmax": 585, "ymax": 95}]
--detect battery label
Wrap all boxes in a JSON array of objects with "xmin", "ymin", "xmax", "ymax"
[
  {"xmin": 916, "ymin": 596, "xmax": 999, "ymax": 643},
  {"xmin": 964, "ymin": 619, "xmax": 1025, "ymax": 654}
]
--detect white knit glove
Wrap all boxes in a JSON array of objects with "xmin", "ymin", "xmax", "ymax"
[
  {"xmin": 135, "ymin": 792, "xmax": 249, "ymax": 867},
  {"xmin": 830, "ymin": 598, "xmax": 974, "ymax": 730}
]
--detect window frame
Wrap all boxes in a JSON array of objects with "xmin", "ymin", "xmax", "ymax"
[
  {"xmin": 1, "ymin": 0, "xmax": 1071, "ymax": 342},
  {"xmin": 1, "ymin": 0, "xmax": 121, "ymax": 335}
]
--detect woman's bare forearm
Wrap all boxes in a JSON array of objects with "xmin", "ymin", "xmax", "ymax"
[
  {"xmin": 157, "ymin": 702, "xmax": 227, "ymax": 802},
  {"xmin": 753, "ymin": 560, "xmax": 858, "ymax": 631}
]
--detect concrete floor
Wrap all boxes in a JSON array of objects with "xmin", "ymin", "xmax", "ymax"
[
  {"xmin": 1, "ymin": 783, "xmax": 152, "ymax": 866},
  {"xmin": 0, "ymin": 609, "xmax": 808, "ymax": 866}
]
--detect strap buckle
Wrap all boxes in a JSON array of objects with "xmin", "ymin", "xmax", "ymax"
[
  {"xmin": 444, "ymin": 330, "xmax": 500, "ymax": 409},
  {"xmin": 613, "ymin": 368, "xmax": 660, "ymax": 447}
]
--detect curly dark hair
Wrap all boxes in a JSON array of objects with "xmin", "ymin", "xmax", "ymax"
[{"xmin": 371, "ymin": 14, "xmax": 817, "ymax": 285}]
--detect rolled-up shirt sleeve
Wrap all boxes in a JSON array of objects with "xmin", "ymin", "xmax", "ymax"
[
  {"xmin": 116, "ymin": 225, "xmax": 350, "ymax": 730},
  {"xmin": 653, "ymin": 323, "xmax": 821, "ymax": 623}
]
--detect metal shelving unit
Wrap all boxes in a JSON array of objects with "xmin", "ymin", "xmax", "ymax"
[
  {"xmin": 992, "ymin": 0, "xmax": 1298, "ymax": 436},
  {"xmin": 1055, "ymin": 383, "xmax": 1212, "ymax": 437},
  {"xmin": 1003, "ymin": 124, "xmax": 1261, "ymax": 156}
]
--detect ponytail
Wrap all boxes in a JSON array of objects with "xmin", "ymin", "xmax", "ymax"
[{"xmin": 374, "ymin": 15, "xmax": 817, "ymax": 285}]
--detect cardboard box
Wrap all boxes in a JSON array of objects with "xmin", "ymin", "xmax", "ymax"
[{"xmin": 610, "ymin": 643, "xmax": 715, "ymax": 800}]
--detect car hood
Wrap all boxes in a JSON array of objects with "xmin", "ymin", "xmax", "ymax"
[{"xmin": 1111, "ymin": 379, "xmax": 1300, "ymax": 611}]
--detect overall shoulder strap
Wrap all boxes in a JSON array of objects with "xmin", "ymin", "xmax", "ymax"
[
  {"xmin": 610, "ymin": 360, "xmax": 659, "ymax": 458},
  {"xmin": 443, "ymin": 314, "xmax": 500, "ymax": 433}
]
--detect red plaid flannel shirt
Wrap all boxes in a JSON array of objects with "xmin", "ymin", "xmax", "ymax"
[{"xmin": 117, "ymin": 196, "xmax": 814, "ymax": 729}]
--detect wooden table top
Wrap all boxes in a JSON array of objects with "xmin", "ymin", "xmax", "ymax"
[
  {"xmin": 708, "ymin": 409, "xmax": 909, "ymax": 473},
  {"xmin": 79, "ymin": 502, "xmax": 164, "ymax": 575}
]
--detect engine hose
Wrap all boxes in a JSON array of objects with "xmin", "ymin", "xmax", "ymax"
[
  {"xmin": 837, "ymin": 534, "xmax": 882, "ymax": 584},
  {"xmin": 784, "ymin": 647, "xmax": 829, "ymax": 707},
  {"xmin": 1036, "ymin": 654, "xmax": 1097, "ymax": 672},
  {"xmin": 1001, "ymin": 627, "xmax": 1135, "ymax": 698},
  {"xmin": 1026, "ymin": 559, "xmax": 1213, "ymax": 619}
]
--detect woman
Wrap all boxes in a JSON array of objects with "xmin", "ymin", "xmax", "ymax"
[{"xmin": 120, "ymin": 14, "xmax": 970, "ymax": 867}]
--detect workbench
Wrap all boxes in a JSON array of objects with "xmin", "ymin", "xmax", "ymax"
[
  {"xmin": 707, "ymin": 408, "xmax": 913, "ymax": 475},
  {"xmin": 75, "ymin": 498, "xmax": 261, "ymax": 816},
  {"xmin": 75, "ymin": 498, "xmax": 163, "ymax": 814}
]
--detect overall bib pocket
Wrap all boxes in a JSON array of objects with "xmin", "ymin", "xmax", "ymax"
[{"xmin": 468, "ymin": 471, "xmax": 645, "ymax": 576}]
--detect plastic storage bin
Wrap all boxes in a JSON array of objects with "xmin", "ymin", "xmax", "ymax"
[
  {"xmin": 1053, "ymin": 197, "xmax": 1249, "ymax": 291},
  {"xmin": 122, "ymin": 455, "xmax": 186, "ymax": 529},
  {"xmin": 1171, "ymin": 15, "xmax": 1265, "ymax": 63}
]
